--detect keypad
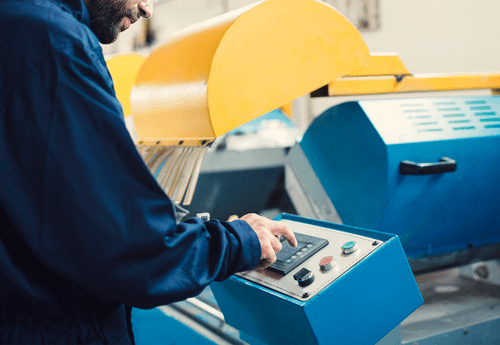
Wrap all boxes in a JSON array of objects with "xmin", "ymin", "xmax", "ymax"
[{"xmin": 267, "ymin": 233, "xmax": 329, "ymax": 275}]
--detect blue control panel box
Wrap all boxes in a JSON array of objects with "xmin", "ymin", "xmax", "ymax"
[{"xmin": 211, "ymin": 213, "xmax": 423, "ymax": 345}]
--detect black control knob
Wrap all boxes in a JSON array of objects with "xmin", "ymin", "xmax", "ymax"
[{"xmin": 293, "ymin": 268, "xmax": 315, "ymax": 287}]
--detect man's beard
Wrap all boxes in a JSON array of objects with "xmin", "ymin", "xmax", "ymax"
[{"xmin": 86, "ymin": 0, "xmax": 133, "ymax": 44}]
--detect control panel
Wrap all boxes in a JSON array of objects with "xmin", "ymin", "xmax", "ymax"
[
  {"xmin": 212, "ymin": 214, "xmax": 423, "ymax": 345},
  {"xmin": 236, "ymin": 219, "xmax": 383, "ymax": 301}
]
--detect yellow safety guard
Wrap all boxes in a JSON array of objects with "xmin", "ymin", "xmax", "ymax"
[
  {"xmin": 106, "ymin": 54, "xmax": 146, "ymax": 117},
  {"xmin": 129, "ymin": 0, "xmax": 370, "ymax": 146}
]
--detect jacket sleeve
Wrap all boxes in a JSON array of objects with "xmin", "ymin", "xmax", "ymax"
[{"xmin": 5, "ymin": 42, "xmax": 261, "ymax": 309}]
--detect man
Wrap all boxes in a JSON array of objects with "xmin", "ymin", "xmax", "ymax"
[{"xmin": 0, "ymin": 0, "xmax": 297, "ymax": 343}]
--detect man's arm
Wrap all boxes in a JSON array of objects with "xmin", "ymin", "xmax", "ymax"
[{"xmin": 3, "ymin": 41, "xmax": 295, "ymax": 308}]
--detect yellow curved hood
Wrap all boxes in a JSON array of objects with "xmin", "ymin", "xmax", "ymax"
[{"xmin": 129, "ymin": 0, "xmax": 370, "ymax": 146}]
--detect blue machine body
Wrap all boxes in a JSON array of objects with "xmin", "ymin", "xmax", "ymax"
[
  {"xmin": 131, "ymin": 307, "xmax": 217, "ymax": 345},
  {"xmin": 300, "ymin": 96, "xmax": 500, "ymax": 259},
  {"xmin": 211, "ymin": 214, "xmax": 423, "ymax": 345}
]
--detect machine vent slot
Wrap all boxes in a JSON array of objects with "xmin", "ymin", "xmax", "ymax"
[
  {"xmin": 400, "ymin": 103, "xmax": 425, "ymax": 107},
  {"xmin": 485, "ymin": 124, "xmax": 500, "ymax": 129},
  {"xmin": 480, "ymin": 118, "xmax": 500, "ymax": 122},
  {"xmin": 465, "ymin": 100, "xmax": 487, "ymax": 105},
  {"xmin": 448, "ymin": 120, "xmax": 470, "ymax": 124},
  {"xmin": 453, "ymin": 126, "xmax": 475, "ymax": 130},
  {"xmin": 438, "ymin": 107, "xmax": 461, "ymax": 111},
  {"xmin": 418, "ymin": 128, "xmax": 442, "ymax": 132},
  {"xmin": 434, "ymin": 101, "xmax": 456, "ymax": 106},
  {"xmin": 404, "ymin": 109, "xmax": 428, "ymax": 113},
  {"xmin": 475, "ymin": 111, "xmax": 496, "ymax": 116},
  {"xmin": 408, "ymin": 115, "xmax": 431, "ymax": 119},
  {"xmin": 443, "ymin": 113, "xmax": 465, "ymax": 118},
  {"xmin": 413, "ymin": 121, "xmax": 438, "ymax": 126},
  {"xmin": 470, "ymin": 106, "xmax": 492, "ymax": 111}
]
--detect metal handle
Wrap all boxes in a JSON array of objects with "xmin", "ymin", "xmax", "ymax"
[{"xmin": 399, "ymin": 157, "xmax": 457, "ymax": 175}]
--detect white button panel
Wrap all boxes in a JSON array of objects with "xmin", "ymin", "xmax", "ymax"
[{"xmin": 236, "ymin": 219, "xmax": 383, "ymax": 301}]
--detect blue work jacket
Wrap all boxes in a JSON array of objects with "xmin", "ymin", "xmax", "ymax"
[{"xmin": 0, "ymin": 0, "xmax": 261, "ymax": 343}]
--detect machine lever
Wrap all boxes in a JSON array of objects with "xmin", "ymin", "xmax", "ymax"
[{"xmin": 399, "ymin": 157, "xmax": 456, "ymax": 175}]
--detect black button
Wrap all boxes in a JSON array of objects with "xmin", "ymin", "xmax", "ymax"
[{"xmin": 293, "ymin": 268, "xmax": 315, "ymax": 287}]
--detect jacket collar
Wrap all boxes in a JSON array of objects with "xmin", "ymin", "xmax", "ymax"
[
  {"xmin": 56, "ymin": 0, "xmax": 90, "ymax": 26},
  {"xmin": 29, "ymin": 0, "xmax": 91, "ymax": 27}
]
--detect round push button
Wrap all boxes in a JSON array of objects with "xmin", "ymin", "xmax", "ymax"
[
  {"xmin": 319, "ymin": 256, "xmax": 335, "ymax": 272},
  {"xmin": 342, "ymin": 241, "xmax": 358, "ymax": 254}
]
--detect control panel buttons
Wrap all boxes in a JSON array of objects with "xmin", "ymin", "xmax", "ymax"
[
  {"xmin": 268, "ymin": 233, "xmax": 329, "ymax": 275},
  {"xmin": 319, "ymin": 256, "xmax": 335, "ymax": 272},
  {"xmin": 293, "ymin": 268, "xmax": 315, "ymax": 287},
  {"xmin": 342, "ymin": 241, "xmax": 358, "ymax": 254}
]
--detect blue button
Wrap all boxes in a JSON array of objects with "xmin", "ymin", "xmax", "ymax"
[
  {"xmin": 342, "ymin": 241, "xmax": 356, "ymax": 250},
  {"xmin": 341, "ymin": 241, "xmax": 358, "ymax": 254},
  {"xmin": 285, "ymin": 259, "xmax": 292, "ymax": 263}
]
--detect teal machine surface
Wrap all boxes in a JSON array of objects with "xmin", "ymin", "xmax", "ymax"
[
  {"xmin": 288, "ymin": 96, "xmax": 500, "ymax": 270},
  {"xmin": 211, "ymin": 213, "xmax": 423, "ymax": 345}
]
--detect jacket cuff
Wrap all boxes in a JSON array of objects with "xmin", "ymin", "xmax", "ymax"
[{"xmin": 226, "ymin": 219, "xmax": 261, "ymax": 271}]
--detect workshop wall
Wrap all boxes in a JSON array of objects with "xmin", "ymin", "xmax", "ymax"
[
  {"xmin": 312, "ymin": 0, "xmax": 500, "ymax": 125},
  {"xmin": 364, "ymin": 0, "xmax": 500, "ymax": 74}
]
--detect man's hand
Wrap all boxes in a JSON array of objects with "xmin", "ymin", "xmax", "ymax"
[{"xmin": 240, "ymin": 213, "xmax": 297, "ymax": 270}]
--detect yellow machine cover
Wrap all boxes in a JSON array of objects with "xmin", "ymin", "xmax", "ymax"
[{"xmin": 128, "ymin": 0, "xmax": 371, "ymax": 147}]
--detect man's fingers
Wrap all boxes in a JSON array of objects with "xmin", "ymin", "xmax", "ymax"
[
  {"xmin": 270, "ymin": 235, "xmax": 282, "ymax": 253},
  {"xmin": 255, "ymin": 259, "xmax": 272, "ymax": 270},
  {"xmin": 272, "ymin": 222, "xmax": 297, "ymax": 247},
  {"xmin": 256, "ymin": 250, "xmax": 277, "ymax": 270},
  {"xmin": 240, "ymin": 213, "xmax": 297, "ymax": 271},
  {"xmin": 261, "ymin": 241, "xmax": 277, "ymax": 260},
  {"xmin": 264, "ymin": 251, "xmax": 277, "ymax": 264}
]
